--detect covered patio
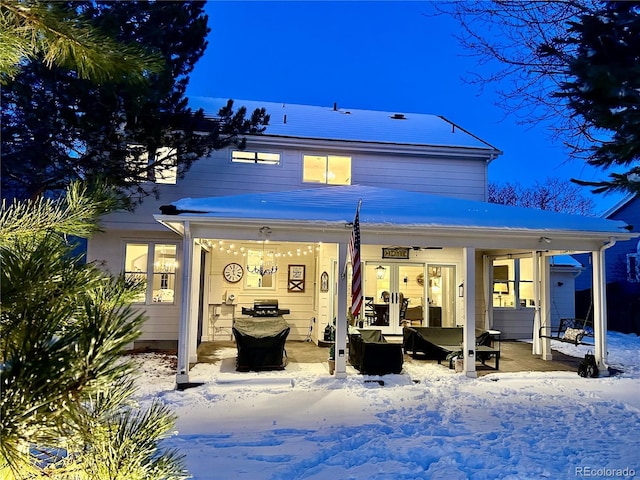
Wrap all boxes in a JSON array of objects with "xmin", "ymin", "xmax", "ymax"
[
  {"xmin": 195, "ymin": 339, "xmax": 584, "ymax": 377},
  {"xmin": 155, "ymin": 185, "xmax": 636, "ymax": 387}
]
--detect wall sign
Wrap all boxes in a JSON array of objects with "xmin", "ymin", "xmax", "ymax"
[
  {"xmin": 287, "ymin": 265, "xmax": 305, "ymax": 292},
  {"xmin": 382, "ymin": 247, "xmax": 410, "ymax": 259}
]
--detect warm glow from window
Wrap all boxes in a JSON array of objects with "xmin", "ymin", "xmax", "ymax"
[
  {"xmin": 125, "ymin": 242, "xmax": 177, "ymax": 304},
  {"xmin": 303, "ymin": 155, "xmax": 351, "ymax": 185},
  {"xmin": 125, "ymin": 146, "xmax": 177, "ymax": 184},
  {"xmin": 154, "ymin": 147, "xmax": 177, "ymax": 184}
]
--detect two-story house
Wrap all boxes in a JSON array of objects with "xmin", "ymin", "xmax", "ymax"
[{"xmin": 87, "ymin": 99, "xmax": 636, "ymax": 385}]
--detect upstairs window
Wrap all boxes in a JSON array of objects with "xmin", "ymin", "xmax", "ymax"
[
  {"xmin": 125, "ymin": 146, "xmax": 177, "ymax": 184},
  {"xmin": 232, "ymin": 150, "xmax": 280, "ymax": 165},
  {"xmin": 153, "ymin": 147, "xmax": 178, "ymax": 184},
  {"xmin": 303, "ymin": 155, "xmax": 351, "ymax": 185}
]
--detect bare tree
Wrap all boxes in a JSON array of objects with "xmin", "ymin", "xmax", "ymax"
[
  {"xmin": 489, "ymin": 177, "xmax": 596, "ymax": 215},
  {"xmin": 432, "ymin": 1, "xmax": 594, "ymax": 151}
]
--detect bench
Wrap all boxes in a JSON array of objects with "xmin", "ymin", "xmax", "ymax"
[
  {"xmin": 403, "ymin": 327, "xmax": 500, "ymax": 370},
  {"xmin": 539, "ymin": 317, "xmax": 594, "ymax": 346}
]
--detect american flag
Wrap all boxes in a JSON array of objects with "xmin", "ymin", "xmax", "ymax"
[{"xmin": 349, "ymin": 202, "xmax": 362, "ymax": 317}]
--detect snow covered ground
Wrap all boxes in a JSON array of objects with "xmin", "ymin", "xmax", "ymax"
[{"xmin": 131, "ymin": 332, "xmax": 640, "ymax": 480}]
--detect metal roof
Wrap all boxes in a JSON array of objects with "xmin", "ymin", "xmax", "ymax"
[{"xmin": 189, "ymin": 97, "xmax": 501, "ymax": 152}]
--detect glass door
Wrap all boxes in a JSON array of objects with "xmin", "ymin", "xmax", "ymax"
[
  {"xmin": 363, "ymin": 263, "xmax": 424, "ymax": 335},
  {"xmin": 426, "ymin": 265, "xmax": 457, "ymax": 327}
]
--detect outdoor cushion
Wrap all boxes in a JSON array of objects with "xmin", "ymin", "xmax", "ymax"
[{"xmin": 562, "ymin": 327, "xmax": 586, "ymax": 344}]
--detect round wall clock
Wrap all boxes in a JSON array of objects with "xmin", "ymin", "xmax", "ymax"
[{"xmin": 223, "ymin": 263, "xmax": 243, "ymax": 283}]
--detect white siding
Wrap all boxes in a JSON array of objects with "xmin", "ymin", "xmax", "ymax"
[
  {"xmin": 550, "ymin": 270, "xmax": 577, "ymax": 327},
  {"xmin": 101, "ymin": 142, "xmax": 489, "ymax": 230},
  {"xmin": 92, "ymin": 135, "xmax": 491, "ymax": 344},
  {"xmin": 87, "ymin": 230, "xmax": 182, "ymax": 342},
  {"xmin": 493, "ymin": 309, "xmax": 536, "ymax": 340},
  {"xmin": 207, "ymin": 241, "xmax": 318, "ymax": 342}
]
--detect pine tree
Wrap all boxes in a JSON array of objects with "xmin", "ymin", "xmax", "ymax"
[
  {"xmin": 1, "ymin": 1, "xmax": 269, "ymax": 204},
  {"xmin": 555, "ymin": 2, "xmax": 640, "ymax": 194},
  {"xmin": 0, "ymin": 183, "xmax": 187, "ymax": 479},
  {"xmin": 0, "ymin": 0, "xmax": 162, "ymax": 84},
  {"xmin": 434, "ymin": 1, "xmax": 640, "ymax": 195}
]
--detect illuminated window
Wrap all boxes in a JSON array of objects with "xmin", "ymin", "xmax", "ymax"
[
  {"xmin": 124, "ymin": 243, "xmax": 177, "ymax": 304},
  {"xmin": 125, "ymin": 146, "xmax": 177, "ymax": 184},
  {"xmin": 154, "ymin": 147, "xmax": 177, "ymax": 184},
  {"xmin": 303, "ymin": 155, "xmax": 351, "ymax": 185},
  {"xmin": 232, "ymin": 150, "xmax": 280, "ymax": 165},
  {"xmin": 493, "ymin": 258, "xmax": 534, "ymax": 308}
]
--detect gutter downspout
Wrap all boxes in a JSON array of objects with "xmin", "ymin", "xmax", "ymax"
[{"xmin": 593, "ymin": 237, "xmax": 616, "ymax": 373}]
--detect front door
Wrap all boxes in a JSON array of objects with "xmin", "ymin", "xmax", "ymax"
[{"xmin": 363, "ymin": 263, "xmax": 424, "ymax": 335}]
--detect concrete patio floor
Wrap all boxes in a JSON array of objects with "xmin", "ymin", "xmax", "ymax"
[{"xmin": 197, "ymin": 339, "xmax": 582, "ymax": 377}]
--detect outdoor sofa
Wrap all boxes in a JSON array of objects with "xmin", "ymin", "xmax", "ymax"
[
  {"xmin": 232, "ymin": 317, "xmax": 290, "ymax": 372},
  {"xmin": 348, "ymin": 329, "xmax": 403, "ymax": 375}
]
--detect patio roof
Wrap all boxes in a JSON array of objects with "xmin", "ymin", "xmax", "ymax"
[{"xmin": 158, "ymin": 185, "xmax": 632, "ymax": 237}]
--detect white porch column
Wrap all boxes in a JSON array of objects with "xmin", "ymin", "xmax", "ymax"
[
  {"xmin": 335, "ymin": 242, "xmax": 348, "ymax": 378},
  {"xmin": 482, "ymin": 255, "xmax": 492, "ymax": 330},
  {"xmin": 176, "ymin": 221, "xmax": 193, "ymax": 386},
  {"xmin": 540, "ymin": 255, "xmax": 553, "ymax": 361},
  {"xmin": 532, "ymin": 251, "xmax": 542, "ymax": 355},
  {"xmin": 463, "ymin": 247, "xmax": 477, "ymax": 378},
  {"xmin": 188, "ymin": 242, "xmax": 202, "ymax": 364},
  {"xmin": 592, "ymin": 247, "xmax": 609, "ymax": 370}
]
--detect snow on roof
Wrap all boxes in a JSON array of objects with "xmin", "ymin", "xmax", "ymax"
[
  {"xmin": 163, "ymin": 185, "xmax": 631, "ymax": 235},
  {"xmin": 550, "ymin": 255, "xmax": 583, "ymax": 268},
  {"xmin": 189, "ymin": 97, "xmax": 501, "ymax": 152}
]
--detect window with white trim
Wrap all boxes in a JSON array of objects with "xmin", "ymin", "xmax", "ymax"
[
  {"xmin": 124, "ymin": 243, "xmax": 178, "ymax": 304},
  {"xmin": 232, "ymin": 150, "xmax": 280, "ymax": 165},
  {"xmin": 493, "ymin": 258, "xmax": 534, "ymax": 308},
  {"xmin": 303, "ymin": 154, "xmax": 351, "ymax": 185},
  {"xmin": 125, "ymin": 146, "xmax": 177, "ymax": 184},
  {"xmin": 627, "ymin": 240, "xmax": 640, "ymax": 283}
]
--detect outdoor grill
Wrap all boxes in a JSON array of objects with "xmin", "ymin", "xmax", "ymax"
[{"xmin": 241, "ymin": 299, "xmax": 290, "ymax": 318}]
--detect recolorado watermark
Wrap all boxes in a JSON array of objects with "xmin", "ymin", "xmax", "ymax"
[{"xmin": 576, "ymin": 466, "xmax": 636, "ymax": 477}]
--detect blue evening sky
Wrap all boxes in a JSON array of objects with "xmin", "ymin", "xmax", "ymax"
[{"xmin": 185, "ymin": 1, "xmax": 623, "ymax": 213}]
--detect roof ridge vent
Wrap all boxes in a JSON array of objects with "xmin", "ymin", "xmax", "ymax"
[{"xmin": 391, "ymin": 113, "xmax": 406, "ymax": 120}]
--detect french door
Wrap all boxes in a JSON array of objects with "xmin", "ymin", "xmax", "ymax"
[
  {"xmin": 363, "ymin": 262, "xmax": 457, "ymax": 335},
  {"xmin": 363, "ymin": 263, "xmax": 423, "ymax": 335}
]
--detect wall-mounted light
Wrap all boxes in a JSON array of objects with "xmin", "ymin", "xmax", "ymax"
[
  {"xmin": 458, "ymin": 282, "xmax": 464, "ymax": 298},
  {"xmin": 376, "ymin": 265, "xmax": 386, "ymax": 279}
]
